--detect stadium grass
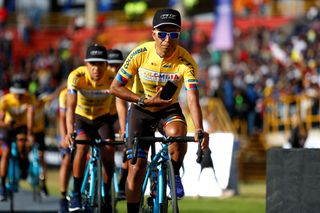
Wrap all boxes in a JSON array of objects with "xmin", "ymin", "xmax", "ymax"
[{"xmin": 21, "ymin": 168, "xmax": 266, "ymax": 213}]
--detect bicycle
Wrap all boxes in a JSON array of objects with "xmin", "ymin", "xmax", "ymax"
[
  {"xmin": 71, "ymin": 136, "xmax": 125, "ymax": 213},
  {"xmin": 6, "ymin": 139, "xmax": 20, "ymax": 212},
  {"xmin": 130, "ymin": 135, "xmax": 201, "ymax": 213},
  {"xmin": 27, "ymin": 143, "xmax": 44, "ymax": 202}
]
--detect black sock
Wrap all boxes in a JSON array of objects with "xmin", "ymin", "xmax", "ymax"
[
  {"xmin": 73, "ymin": 176, "xmax": 83, "ymax": 194},
  {"xmin": 61, "ymin": 191, "xmax": 67, "ymax": 199},
  {"xmin": 104, "ymin": 182, "xmax": 111, "ymax": 201},
  {"xmin": 119, "ymin": 169, "xmax": 128, "ymax": 191},
  {"xmin": 127, "ymin": 202, "xmax": 140, "ymax": 213},
  {"xmin": 171, "ymin": 160, "xmax": 182, "ymax": 176},
  {"xmin": 1, "ymin": 177, "xmax": 6, "ymax": 188}
]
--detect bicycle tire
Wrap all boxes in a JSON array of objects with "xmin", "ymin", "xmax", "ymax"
[
  {"xmin": 81, "ymin": 163, "xmax": 93, "ymax": 211},
  {"xmin": 161, "ymin": 160, "xmax": 179, "ymax": 213},
  {"xmin": 8, "ymin": 157, "xmax": 18, "ymax": 212},
  {"xmin": 97, "ymin": 159, "xmax": 103, "ymax": 213},
  {"xmin": 139, "ymin": 163, "xmax": 153, "ymax": 213},
  {"xmin": 111, "ymin": 172, "xmax": 117, "ymax": 213}
]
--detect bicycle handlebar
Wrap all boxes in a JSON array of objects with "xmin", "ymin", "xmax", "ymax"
[
  {"xmin": 73, "ymin": 139, "xmax": 125, "ymax": 146},
  {"xmin": 70, "ymin": 133, "xmax": 125, "ymax": 155},
  {"xmin": 133, "ymin": 136, "xmax": 196, "ymax": 143}
]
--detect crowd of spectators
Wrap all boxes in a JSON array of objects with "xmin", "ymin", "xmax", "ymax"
[{"xmin": 0, "ymin": 7, "xmax": 319, "ymax": 137}]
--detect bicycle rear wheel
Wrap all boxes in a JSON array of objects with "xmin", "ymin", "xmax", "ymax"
[{"xmin": 161, "ymin": 161, "xmax": 179, "ymax": 213}]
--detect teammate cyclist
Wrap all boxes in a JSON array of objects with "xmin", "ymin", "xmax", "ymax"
[
  {"xmin": 65, "ymin": 44, "xmax": 126, "ymax": 212},
  {"xmin": 0, "ymin": 79, "xmax": 35, "ymax": 201}
]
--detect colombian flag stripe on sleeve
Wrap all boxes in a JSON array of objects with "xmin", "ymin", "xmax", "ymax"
[
  {"xmin": 67, "ymin": 89, "xmax": 77, "ymax": 94},
  {"xmin": 185, "ymin": 79, "xmax": 199, "ymax": 90},
  {"xmin": 116, "ymin": 73, "xmax": 129, "ymax": 85}
]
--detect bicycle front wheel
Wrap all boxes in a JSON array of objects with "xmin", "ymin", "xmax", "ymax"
[
  {"xmin": 161, "ymin": 160, "xmax": 179, "ymax": 213},
  {"xmin": 97, "ymin": 159, "xmax": 103, "ymax": 213}
]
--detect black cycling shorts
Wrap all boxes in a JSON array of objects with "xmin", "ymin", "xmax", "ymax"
[
  {"xmin": 34, "ymin": 131, "xmax": 46, "ymax": 151},
  {"xmin": 126, "ymin": 103, "xmax": 186, "ymax": 157},
  {"xmin": 75, "ymin": 114, "xmax": 115, "ymax": 140}
]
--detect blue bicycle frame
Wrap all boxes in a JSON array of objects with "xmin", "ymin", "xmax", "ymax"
[
  {"xmin": 142, "ymin": 143, "xmax": 171, "ymax": 213},
  {"xmin": 27, "ymin": 143, "xmax": 43, "ymax": 202},
  {"xmin": 81, "ymin": 142, "xmax": 104, "ymax": 209},
  {"xmin": 131, "ymin": 136, "xmax": 196, "ymax": 213},
  {"xmin": 5, "ymin": 140, "xmax": 20, "ymax": 212},
  {"xmin": 72, "ymin": 137, "xmax": 125, "ymax": 212}
]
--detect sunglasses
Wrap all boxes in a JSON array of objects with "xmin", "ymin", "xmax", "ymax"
[{"xmin": 155, "ymin": 31, "xmax": 180, "ymax": 40}]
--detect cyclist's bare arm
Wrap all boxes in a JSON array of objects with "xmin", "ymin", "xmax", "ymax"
[
  {"xmin": 186, "ymin": 89, "xmax": 209, "ymax": 150},
  {"xmin": 0, "ymin": 110, "xmax": 8, "ymax": 128},
  {"xmin": 110, "ymin": 79, "xmax": 140, "ymax": 103},
  {"xmin": 65, "ymin": 92, "xmax": 77, "ymax": 145},
  {"xmin": 115, "ymin": 97, "xmax": 127, "ymax": 137},
  {"xmin": 27, "ymin": 105, "xmax": 34, "ymax": 142},
  {"xmin": 59, "ymin": 108, "xmax": 68, "ymax": 148}
]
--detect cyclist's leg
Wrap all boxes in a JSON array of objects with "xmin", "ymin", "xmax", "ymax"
[
  {"xmin": 126, "ymin": 104, "xmax": 154, "ymax": 212},
  {"xmin": 35, "ymin": 131, "xmax": 49, "ymax": 196},
  {"xmin": 158, "ymin": 103, "xmax": 188, "ymax": 198},
  {"xmin": 59, "ymin": 148, "xmax": 71, "ymax": 212},
  {"xmin": 98, "ymin": 114, "xmax": 116, "ymax": 211},
  {"xmin": 165, "ymin": 121, "xmax": 187, "ymax": 199},
  {"xmin": 69, "ymin": 115, "xmax": 91, "ymax": 212},
  {"xmin": 15, "ymin": 127, "xmax": 29, "ymax": 180},
  {"xmin": 0, "ymin": 141, "xmax": 10, "ymax": 201},
  {"xmin": 118, "ymin": 148, "xmax": 128, "ymax": 197}
]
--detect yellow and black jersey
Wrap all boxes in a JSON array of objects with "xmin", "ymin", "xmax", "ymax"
[
  {"xmin": 67, "ymin": 66, "xmax": 115, "ymax": 120},
  {"xmin": 0, "ymin": 92, "xmax": 36, "ymax": 128},
  {"xmin": 115, "ymin": 41, "xmax": 199, "ymax": 112}
]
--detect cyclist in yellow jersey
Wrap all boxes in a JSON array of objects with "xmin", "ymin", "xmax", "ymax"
[
  {"xmin": 32, "ymin": 88, "xmax": 64, "ymax": 197},
  {"xmin": 0, "ymin": 79, "xmax": 35, "ymax": 201},
  {"xmin": 65, "ymin": 44, "xmax": 126, "ymax": 212},
  {"xmin": 110, "ymin": 8, "xmax": 209, "ymax": 213},
  {"xmin": 57, "ymin": 87, "xmax": 72, "ymax": 213}
]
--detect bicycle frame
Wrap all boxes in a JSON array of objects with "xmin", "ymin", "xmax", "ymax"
[
  {"xmin": 80, "ymin": 142, "xmax": 104, "ymax": 210},
  {"xmin": 142, "ymin": 143, "xmax": 171, "ymax": 213},
  {"xmin": 132, "ymin": 136, "xmax": 196, "ymax": 213},
  {"xmin": 72, "ymin": 137, "xmax": 125, "ymax": 212},
  {"xmin": 27, "ymin": 143, "xmax": 43, "ymax": 202},
  {"xmin": 6, "ymin": 140, "xmax": 20, "ymax": 212}
]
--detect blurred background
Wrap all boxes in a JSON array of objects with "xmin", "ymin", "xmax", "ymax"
[{"xmin": 0, "ymin": 0, "xmax": 319, "ymax": 211}]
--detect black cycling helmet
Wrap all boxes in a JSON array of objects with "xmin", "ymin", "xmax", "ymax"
[{"xmin": 10, "ymin": 79, "xmax": 28, "ymax": 94}]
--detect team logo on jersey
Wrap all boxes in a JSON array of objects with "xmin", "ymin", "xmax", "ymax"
[
  {"xmin": 7, "ymin": 105, "xmax": 28, "ymax": 116},
  {"xmin": 79, "ymin": 89, "xmax": 110, "ymax": 99},
  {"xmin": 124, "ymin": 47, "xmax": 147, "ymax": 69},
  {"xmin": 139, "ymin": 69, "xmax": 180, "ymax": 83}
]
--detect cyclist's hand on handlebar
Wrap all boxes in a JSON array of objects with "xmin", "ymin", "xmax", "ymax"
[
  {"xmin": 65, "ymin": 133, "xmax": 74, "ymax": 147},
  {"xmin": 60, "ymin": 137, "xmax": 69, "ymax": 148},
  {"xmin": 119, "ymin": 131, "xmax": 126, "ymax": 142},
  {"xmin": 195, "ymin": 130, "xmax": 209, "ymax": 150}
]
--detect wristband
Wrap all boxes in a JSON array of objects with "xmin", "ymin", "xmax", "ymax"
[{"xmin": 137, "ymin": 96, "xmax": 145, "ymax": 108}]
